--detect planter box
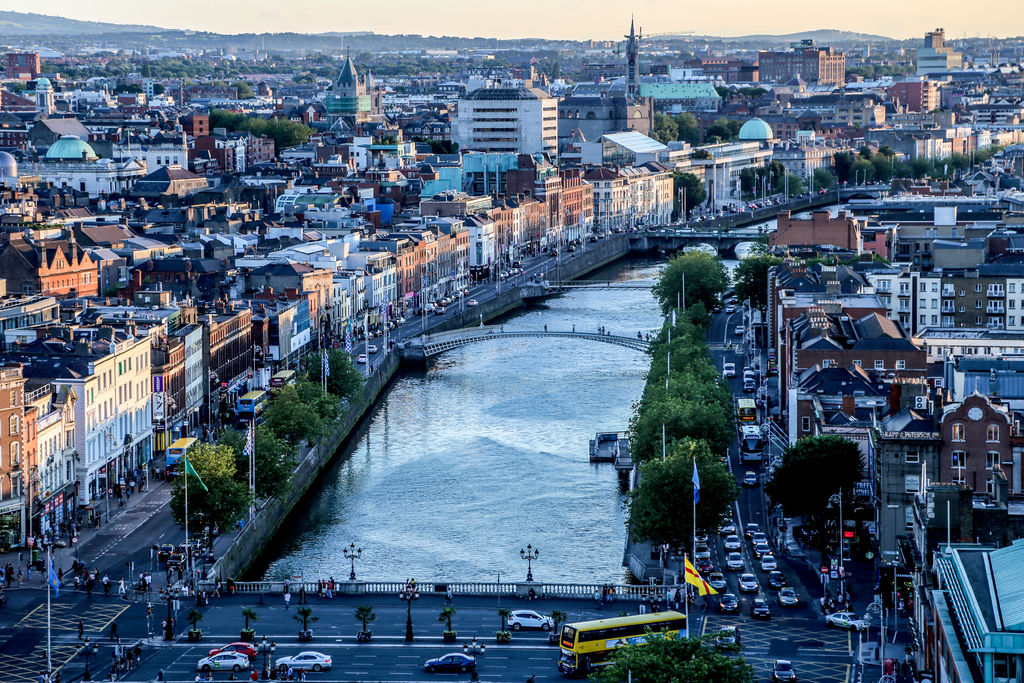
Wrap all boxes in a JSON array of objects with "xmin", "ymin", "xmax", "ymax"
[
  {"xmin": 443, "ymin": 632, "xmax": 458, "ymax": 643},
  {"xmin": 239, "ymin": 630, "xmax": 255, "ymax": 642},
  {"xmin": 187, "ymin": 630, "xmax": 203, "ymax": 642}
]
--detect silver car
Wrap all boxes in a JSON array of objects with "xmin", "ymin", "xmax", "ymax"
[
  {"xmin": 275, "ymin": 652, "xmax": 332, "ymax": 673},
  {"xmin": 724, "ymin": 535, "xmax": 742, "ymax": 551},
  {"xmin": 738, "ymin": 573, "xmax": 759, "ymax": 592}
]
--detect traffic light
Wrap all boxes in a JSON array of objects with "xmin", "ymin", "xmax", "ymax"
[{"xmin": 880, "ymin": 565, "xmax": 897, "ymax": 608}]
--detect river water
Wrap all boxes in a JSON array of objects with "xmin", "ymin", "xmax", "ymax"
[{"xmin": 258, "ymin": 257, "xmax": 666, "ymax": 585}]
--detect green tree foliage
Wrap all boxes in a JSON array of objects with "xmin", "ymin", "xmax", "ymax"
[
  {"xmin": 833, "ymin": 152, "xmax": 854, "ymax": 183},
  {"xmin": 675, "ymin": 113, "xmax": 701, "ymax": 145},
  {"xmin": 765, "ymin": 435, "xmax": 864, "ymax": 519},
  {"xmin": 627, "ymin": 439, "xmax": 739, "ymax": 547},
  {"xmin": 652, "ymin": 113, "xmax": 679, "ymax": 144},
  {"xmin": 813, "ymin": 168, "xmax": 836, "ymax": 190},
  {"xmin": 218, "ymin": 424, "xmax": 295, "ymax": 499},
  {"xmin": 850, "ymin": 159, "xmax": 876, "ymax": 184},
  {"xmin": 784, "ymin": 173, "xmax": 805, "ymax": 196},
  {"xmin": 592, "ymin": 633, "xmax": 755, "ymax": 683},
  {"xmin": 672, "ymin": 171, "xmax": 706, "ymax": 217},
  {"xmin": 733, "ymin": 254, "xmax": 782, "ymax": 310},
  {"xmin": 170, "ymin": 443, "xmax": 252, "ymax": 535},
  {"xmin": 704, "ymin": 118, "xmax": 742, "ymax": 143},
  {"xmin": 652, "ymin": 251, "xmax": 728, "ymax": 315},
  {"xmin": 302, "ymin": 350, "xmax": 365, "ymax": 403},
  {"xmin": 209, "ymin": 109, "xmax": 314, "ymax": 151},
  {"xmin": 232, "ymin": 81, "xmax": 255, "ymax": 99},
  {"xmin": 262, "ymin": 381, "xmax": 340, "ymax": 446}
]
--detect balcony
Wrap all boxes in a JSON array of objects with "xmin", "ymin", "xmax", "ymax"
[
  {"xmin": 987, "ymin": 287, "xmax": 1006, "ymax": 297},
  {"xmin": 942, "ymin": 287, "xmax": 956, "ymax": 297},
  {"xmin": 986, "ymin": 304, "xmax": 1006, "ymax": 314},
  {"xmin": 941, "ymin": 305, "xmax": 956, "ymax": 314}
]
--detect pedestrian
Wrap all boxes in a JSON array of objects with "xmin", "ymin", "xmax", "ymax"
[
  {"xmin": 593, "ymin": 588, "xmax": 601, "ymax": 608},
  {"xmin": 103, "ymin": 574, "xmax": 110, "ymax": 596},
  {"xmin": 527, "ymin": 676, "xmax": 537, "ymax": 683},
  {"xmin": 118, "ymin": 578, "xmax": 125, "ymax": 596},
  {"xmin": 110, "ymin": 620, "xmax": 119, "ymax": 643},
  {"xmin": 78, "ymin": 620, "xmax": 84, "ymax": 640},
  {"xmin": 445, "ymin": 589, "xmax": 453, "ymax": 606},
  {"xmin": 284, "ymin": 591, "xmax": 291, "ymax": 609},
  {"xmin": 298, "ymin": 586, "xmax": 306, "ymax": 604}
]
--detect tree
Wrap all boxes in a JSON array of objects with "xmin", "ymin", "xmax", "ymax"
[
  {"xmin": 232, "ymin": 81, "xmax": 254, "ymax": 99},
  {"xmin": 850, "ymin": 159, "xmax": 875, "ymax": 184},
  {"xmin": 355, "ymin": 605, "xmax": 376, "ymax": 634},
  {"xmin": 671, "ymin": 171, "xmax": 705, "ymax": 217},
  {"xmin": 303, "ymin": 350, "xmax": 364, "ymax": 402},
  {"xmin": 652, "ymin": 250, "xmax": 728, "ymax": 316},
  {"xmin": 910, "ymin": 157, "xmax": 933, "ymax": 179},
  {"xmin": 263, "ymin": 381, "xmax": 339, "ymax": 446},
  {"xmin": 629, "ymin": 385, "xmax": 736, "ymax": 460},
  {"xmin": 812, "ymin": 168, "xmax": 836, "ymax": 190},
  {"xmin": 294, "ymin": 606, "xmax": 318, "ymax": 632},
  {"xmin": 733, "ymin": 254, "xmax": 782, "ymax": 310},
  {"xmin": 438, "ymin": 606, "xmax": 456, "ymax": 634},
  {"xmin": 739, "ymin": 167, "xmax": 756, "ymax": 195},
  {"xmin": 704, "ymin": 117, "xmax": 738, "ymax": 143},
  {"xmin": 170, "ymin": 443, "xmax": 252, "ymax": 536},
  {"xmin": 783, "ymin": 173, "xmax": 805, "ymax": 196},
  {"xmin": 219, "ymin": 424, "xmax": 295, "ymax": 499},
  {"xmin": 241, "ymin": 608, "xmax": 258, "ymax": 634},
  {"xmin": 833, "ymin": 152, "xmax": 854, "ymax": 183},
  {"xmin": 497, "ymin": 608, "xmax": 511, "ymax": 632},
  {"xmin": 652, "ymin": 113, "xmax": 679, "ymax": 144},
  {"xmin": 627, "ymin": 439, "xmax": 739, "ymax": 549},
  {"xmin": 674, "ymin": 113, "xmax": 701, "ymax": 145},
  {"xmin": 592, "ymin": 633, "xmax": 754, "ymax": 683},
  {"xmin": 765, "ymin": 435, "xmax": 864, "ymax": 519}
]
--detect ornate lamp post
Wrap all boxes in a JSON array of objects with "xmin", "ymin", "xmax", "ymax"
[
  {"xmin": 520, "ymin": 544, "xmax": 539, "ymax": 582},
  {"xmin": 122, "ymin": 433, "xmax": 133, "ymax": 494},
  {"xmin": 343, "ymin": 542, "xmax": 362, "ymax": 581},
  {"xmin": 259, "ymin": 635, "xmax": 276, "ymax": 679},
  {"xmin": 80, "ymin": 637, "xmax": 98, "ymax": 680},
  {"xmin": 160, "ymin": 586, "xmax": 179, "ymax": 641},
  {"xmin": 463, "ymin": 636, "xmax": 485, "ymax": 679},
  {"xmin": 399, "ymin": 580, "xmax": 419, "ymax": 642}
]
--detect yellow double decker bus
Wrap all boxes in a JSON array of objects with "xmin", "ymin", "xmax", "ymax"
[
  {"xmin": 165, "ymin": 437, "xmax": 198, "ymax": 477},
  {"xmin": 557, "ymin": 611, "xmax": 686, "ymax": 676},
  {"xmin": 736, "ymin": 398, "xmax": 757, "ymax": 424}
]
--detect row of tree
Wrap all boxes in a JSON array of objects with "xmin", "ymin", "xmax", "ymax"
[
  {"xmin": 627, "ymin": 252, "xmax": 738, "ymax": 551},
  {"xmin": 170, "ymin": 351, "xmax": 365, "ymax": 539},
  {"xmin": 834, "ymin": 144, "xmax": 1005, "ymax": 184},
  {"xmin": 209, "ymin": 109, "xmax": 315, "ymax": 151}
]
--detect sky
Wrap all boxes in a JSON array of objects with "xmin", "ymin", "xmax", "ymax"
[{"xmin": 8, "ymin": 0, "xmax": 1024, "ymax": 40}]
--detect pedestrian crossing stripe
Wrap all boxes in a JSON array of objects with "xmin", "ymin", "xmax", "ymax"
[{"xmin": 17, "ymin": 601, "xmax": 129, "ymax": 633}]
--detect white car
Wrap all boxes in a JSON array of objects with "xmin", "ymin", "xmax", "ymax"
[
  {"xmin": 724, "ymin": 535, "xmax": 742, "ymax": 551},
  {"xmin": 726, "ymin": 552, "xmax": 745, "ymax": 571},
  {"xmin": 826, "ymin": 611, "xmax": 868, "ymax": 631},
  {"xmin": 275, "ymin": 652, "xmax": 333, "ymax": 672},
  {"xmin": 723, "ymin": 362, "xmax": 737, "ymax": 378},
  {"xmin": 466, "ymin": 299, "xmax": 479, "ymax": 307},
  {"xmin": 760, "ymin": 555, "xmax": 778, "ymax": 572},
  {"xmin": 738, "ymin": 573, "xmax": 759, "ymax": 592},
  {"xmin": 507, "ymin": 609, "xmax": 554, "ymax": 631},
  {"xmin": 198, "ymin": 653, "xmax": 250, "ymax": 672},
  {"xmin": 734, "ymin": 325, "xmax": 745, "ymax": 336},
  {"xmin": 356, "ymin": 354, "xmax": 367, "ymax": 364},
  {"xmin": 366, "ymin": 344, "xmax": 379, "ymax": 354}
]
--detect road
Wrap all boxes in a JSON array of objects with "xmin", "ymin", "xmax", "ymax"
[{"xmin": 703, "ymin": 304, "xmax": 856, "ymax": 683}]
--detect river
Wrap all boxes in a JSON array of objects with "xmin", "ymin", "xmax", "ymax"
[{"xmin": 258, "ymin": 257, "xmax": 666, "ymax": 585}]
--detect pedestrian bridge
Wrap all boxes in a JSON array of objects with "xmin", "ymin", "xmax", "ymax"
[
  {"xmin": 401, "ymin": 325, "xmax": 651, "ymax": 360},
  {"xmin": 545, "ymin": 280, "xmax": 655, "ymax": 290}
]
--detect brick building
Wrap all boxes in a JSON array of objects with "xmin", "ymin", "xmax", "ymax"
[
  {"xmin": 758, "ymin": 43, "xmax": 845, "ymax": 86},
  {"xmin": 888, "ymin": 79, "xmax": 940, "ymax": 114},
  {"xmin": 0, "ymin": 233, "xmax": 99, "ymax": 298},
  {"xmin": 0, "ymin": 364, "xmax": 26, "ymax": 548},
  {"xmin": 771, "ymin": 210, "xmax": 864, "ymax": 253},
  {"xmin": 201, "ymin": 305, "xmax": 253, "ymax": 429},
  {"xmin": 939, "ymin": 393, "xmax": 1015, "ymax": 494},
  {"xmin": 5, "ymin": 53, "xmax": 41, "ymax": 80}
]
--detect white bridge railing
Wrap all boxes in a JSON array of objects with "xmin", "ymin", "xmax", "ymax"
[
  {"xmin": 200, "ymin": 580, "xmax": 673, "ymax": 600},
  {"xmin": 414, "ymin": 326, "xmax": 651, "ymax": 358}
]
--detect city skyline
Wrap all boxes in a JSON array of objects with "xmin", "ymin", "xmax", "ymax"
[{"xmin": 3, "ymin": 0, "xmax": 1024, "ymax": 41}]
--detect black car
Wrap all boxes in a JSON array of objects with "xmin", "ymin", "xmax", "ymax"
[
  {"xmin": 751, "ymin": 598, "xmax": 771, "ymax": 620},
  {"xmin": 767, "ymin": 571, "xmax": 786, "ymax": 589},
  {"xmin": 156, "ymin": 544, "xmax": 175, "ymax": 562},
  {"xmin": 424, "ymin": 653, "xmax": 476, "ymax": 673},
  {"xmin": 771, "ymin": 659, "xmax": 796, "ymax": 681},
  {"xmin": 718, "ymin": 593, "xmax": 739, "ymax": 613}
]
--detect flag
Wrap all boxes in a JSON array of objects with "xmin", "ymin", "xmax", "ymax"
[
  {"xmin": 684, "ymin": 557, "xmax": 717, "ymax": 596},
  {"xmin": 322, "ymin": 352, "xmax": 330, "ymax": 378},
  {"xmin": 184, "ymin": 456, "xmax": 209, "ymax": 492},
  {"xmin": 379, "ymin": 301, "xmax": 387, "ymax": 321},
  {"xmin": 345, "ymin": 328, "xmax": 353, "ymax": 354},
  {"xmin": 47, "ymin": 555, "xmax": 60, "ymax": 597},
  {"xmin": 242, "ymin": 421, "xmax": 254, "ymax": 458},
  {"xmin": 692, "ymin": 459, "xmax": 700, "ymax": 504}
]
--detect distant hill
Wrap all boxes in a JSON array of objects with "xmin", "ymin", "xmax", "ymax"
[
  {"xmin": 659, "ymin": 29, "xmax": 898, "ymax": 44},
  {"xmin": 0, "ymin": 10, "xmax": 161, "ymax": 34}
]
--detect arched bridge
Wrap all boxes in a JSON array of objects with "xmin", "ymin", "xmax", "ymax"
[{"xmin": 401, "ymin": 325, "xmax": 651, "ymax": 360}]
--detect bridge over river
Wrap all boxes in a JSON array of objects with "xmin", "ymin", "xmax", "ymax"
[{"xmin": 400, "ymin": 325, "xmax": 651, "ymax": 360}]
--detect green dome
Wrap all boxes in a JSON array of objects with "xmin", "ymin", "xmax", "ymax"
[
  {"xmin": 45, "ymin": 135, "xmax": 98, "ymax": 162},
  {"xmin": 35, "ymin": 77, "xmax": 51, "ymax": 89},
  {"xmin": 738, "ymin": 118, "xmax": 774, "ymax": 141}
]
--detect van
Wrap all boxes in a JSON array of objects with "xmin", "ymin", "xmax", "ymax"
[{"xmin": 743, "ymin": 377, "xmax": 756, "ymax": 393}]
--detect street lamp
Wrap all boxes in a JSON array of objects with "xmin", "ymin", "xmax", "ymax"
[
  {"xmin": 80, "ymin": 636, "xmax": 98, "ymax": 681},
  {"xmin": 520, "ymin": 544, "xmax": 539, "ymax": 582},
  {"xmin": 122, "ymin": 433, "xmax": 133, "ymax": 498},
  {"xmin": 259, "ymin": 635, "xmax": 276, "ymax": 679},
  {"xmin": 463, "ymin": 636, "xmax": 485, "ymax": 679},
  {"xmin": 160, "ymin": 586, "xmax": 178, "ymax": 641},
  {"xmin": 828, "ymin": 492, "xmax": 845, "ymax": 595},
  {"xmin": 399, "ymin": 580, "xmax": 419, "ymax": 642},
  {"xmin": 343, "ymin": 542, "xmax": 362, "ymax": 581}
]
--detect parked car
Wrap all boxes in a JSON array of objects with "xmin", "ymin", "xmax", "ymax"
[
  {"xmin": 275, "ymin": 652, "xmax": 332, "ymax": 673},
  {"xmin": 507, "ymin": 610, "xmax": 553, "ymax": 631},
  {"xmin": 424, "ymin": 653, "xmax": 476, "ymax": 673},
  {"xmin": 724, "ymin": 534, "xmax": 742, "ymax": 551},
  {"xmin": 777, "ymin": 587, "xmax": 799, "ymax": 607},
  {"xmin": 708, "ymin": 572, "xmax": 727, "ymax": 591},
  {"xmin": 718, "ymin": 593, "xmax": 739, "ymax": 613},
  {"xmin": 726, "ymin": 552, "xmax": 745, "ymax": 571},
  {"xmin": 826, "ymin": 611, "xmax": 868, "ymax": 631},
  {"xmin": 771, "ymin": 659, "xmax": 797, "ymax": 681},
  {"xmin": 738, "ymin": 573, "xmax": 759, "ymax": 592},
  {"xmin": 751, "ymin": 598, "xmax": 772, "ymax": 619},
  {"xmin": 760, "ymin": 555, "xmax": 778, "ymax": 572},
  {"xmin": 198, "ymin": 653, "xmax": 249, "ymax": 672},
  {"xmin": 208, "ymin": 643, "xmax": 258, "ymax": 659},
  {"xmin": 716, "ymin": 625, "xmax": 741, "ymax": 650}
]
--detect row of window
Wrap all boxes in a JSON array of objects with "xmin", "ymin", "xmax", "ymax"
[{"xmin": 950, "ymin": 423, "xmax": 1001, "ymax": 442}]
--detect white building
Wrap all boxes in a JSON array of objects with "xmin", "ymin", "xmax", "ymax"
[
  {"xmin": 112, "ymin": 133, "xmax": 188, "ymax": 171},
  {"xmin": 28, "ymin": 384, "xmax": 77, "ymax": 537},
  {"xmin": 32, "ymin": 136, "xmax": 146, "ymax": 198},
  {"xmin": 454, "ymin": 86, "xmax": 558, "ymax": 160}
]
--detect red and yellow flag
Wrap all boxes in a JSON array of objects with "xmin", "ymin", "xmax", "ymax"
[{"xmin": 684, "ymin": 557, "xmax": 718, "ymax": 596}]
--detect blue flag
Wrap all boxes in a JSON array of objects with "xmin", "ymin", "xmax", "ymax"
[
  {"xmin": 692, "ymin": 459, "xmax": 700, "ymax": 504},
  {"xmin": 47, "ymin": 555, "xmax": 60, "ymax": 597}
]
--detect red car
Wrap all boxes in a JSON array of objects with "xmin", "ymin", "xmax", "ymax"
[{"xmin": 208, "ymin": 643, "xmax": 258, "ymax": 659}]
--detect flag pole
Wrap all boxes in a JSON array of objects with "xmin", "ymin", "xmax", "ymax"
[
  {"xmin": 250, "ymin": 418, "xmax": 256, "ymax": 521},
  {"xmin": 46, "ymin": 545, "xmax": 52, "ymax": 678},
  {"xmin": 184, "ymin": 454, "xmax": 190, "ymax": 589},
  {"xmin": 684, "ymin": 553, "xmax": 689, "ymax": 639}
]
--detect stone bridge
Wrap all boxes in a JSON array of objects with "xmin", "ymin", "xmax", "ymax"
[{"xmin": 400, "ymin": 325, "xmax": 651, "ymax": 360}]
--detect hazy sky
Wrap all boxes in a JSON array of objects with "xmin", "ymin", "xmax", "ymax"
[{"xmin": 9, "ymin": 0, "xmax": 1024, "ymax": 40}]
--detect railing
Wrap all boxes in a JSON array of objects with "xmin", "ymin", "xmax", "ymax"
[
  {"xmin": 197, "ymin": 580, "xmax": 676, "ymax": 599},
  {"xmin": 415, "ymin": 327, "xmax": 651, "ymax": 357},
  {"xmin": 25, "ymin": 383, "xmax": 52, "ymax": 403}
]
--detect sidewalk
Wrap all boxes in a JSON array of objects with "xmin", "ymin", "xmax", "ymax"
[{"xmin": 0, "ymin": 476, "xmax": 174, "ymax": 581}]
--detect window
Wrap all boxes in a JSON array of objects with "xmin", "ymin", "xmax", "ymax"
[
  {"xmin": 951, "ymin": 423, "xmax": 965, "ymax": 441},
  {"xmin": 8, "ymin": 415, "xmax": 17, "ymax": 435},
  {"xmin": 987, "ymin": 424, "xmax": 999, "ymax": 442},
  {"xmin": 905, "ymin": 506, "xmax": 915, "ymax": 531},
  {"xmin": 951, "ymin": 450, "xmax": 967, "ymax": 481},
  {"xmin": 853, "ymin": 360, "xmax": 862, "ymax": 367},
  {"xmin": 874, "ymin": 360, "xmax": 885, "ymax": 370},
  {"xmin": 906, "ymin": 450, "xmax": 920, "ymax": 464},
  {"xmin": 905, "ymin": 474, "xmax": 920, "ymax": 492},
  {"xmin": 10, "ymin": 391, "xmax": 17, "ymax": 406},
  {"xmin": 975, "ymin": 283, "xmax": 982, "ymax": 293},
  {"xmin": 801, "ymin": 416, "xmax": 811, "ymax": 432},
  {"xmin": 896, "ymin": 360, "xmax": 906, "ymax": 370},
  {"xmin": 987, "ymin": 451, "xmax": 999, "ymax": 470}
]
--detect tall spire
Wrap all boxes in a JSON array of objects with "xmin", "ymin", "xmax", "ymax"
[{"xmin": 625, "ymin": 16, "xmax": 640, "ymax": 100}]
